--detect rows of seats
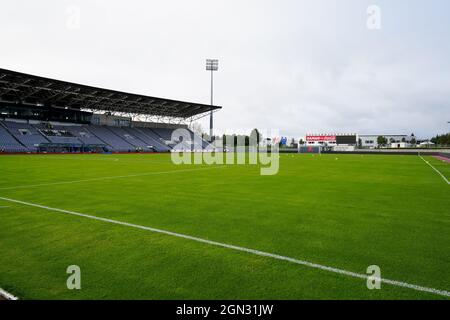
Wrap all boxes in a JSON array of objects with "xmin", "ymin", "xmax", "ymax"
[
  {"xmin": 45, "ymin": 135, "xmax": 83, "ymax": 145},
  {"xmin": 151, "ymin": 128, "xmax": 175, "ymax": 141},
  {"xmin": 85, "ymin": 125, "xmax": 136, "ymax": 152},
  {"xmin": 36, "ymin": 124, "xmax": 84, "ymax": 145},
  {"xmin": 123, "ymin": 127, "xmax": 171, "ymax": 152},
  {"xmin": 160, "ymin": 128, "xmax": 211, "ymax": 152},
  {"xmin": 0, "ymin": 120, "xmax": 213, "ymax": 153},
  {"xmin": 143, "ymin": 128, "xmax": 175, "ymax": 150},
  {"xmin": 106, "ymin": 126, "xmax": 152, "ymax": 151},
  {"xmin": 168, "ymin": 128, "xmax": 195, "ymax": 151},
  {"xmin": 0, "ymin": 123, "xmax": 29, "ymax": 152},
  {"xmin": 67, "ymin": 126, "xmax": 105, "ymax": 145},
  {"xmin": 2, "ymin": 121, "xmax": 49, "ymax": 151}
]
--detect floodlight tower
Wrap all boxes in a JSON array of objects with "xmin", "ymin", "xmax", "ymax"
[{"xmin": 206, "ymin": 59, "xmax": 218, "ymax": 142}]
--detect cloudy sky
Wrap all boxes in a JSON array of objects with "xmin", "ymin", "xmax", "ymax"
[{"xmin": 1, "ymin": 0, "xmax": 449, "ymax": 138}]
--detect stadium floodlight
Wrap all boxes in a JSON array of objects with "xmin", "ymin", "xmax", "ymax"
[
  {"xmin": 206, "ymin": 59, "xmax": 219, "ymax": 142},
  {"xmin": 206, "ymin": 59, "xmax": 219, "ymax": 71}
]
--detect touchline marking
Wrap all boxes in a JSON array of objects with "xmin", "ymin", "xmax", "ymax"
[
  {"xmin": 1, "ymin": 196, "xmax": 449, "ymax": 298},
  {"xmin": 0, "ymin": 166, "xmax": 225, "ymax": 191},
  {"xmin": 419, "ymin": 155, "xmax": 450, "ymax": 185},
  {"xmin": 0, "ymin": 287, "xmax": 18, "ymax": 300}
]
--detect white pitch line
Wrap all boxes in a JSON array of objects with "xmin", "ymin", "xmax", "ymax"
[
  {"xmin": 0, "ymin": 206, "xmax": 10, "ymax": 208},
  {"xmin": 0, "ymin": 287, "xmax": 18, "ymax": 300},
  {"xmin": 0, "ymin": 166, "xmax": 225, "ymax": 191},
  {"xmin": 30, "ymin": 156, "xmax": 171, "ymax": 164},
  {"xmin": 419, "ymin": 155, "xmax": 450, "ymax": 185},
  {"xmin": 1, "ymin": 196, "xmax": 449, "ymax": 298}
]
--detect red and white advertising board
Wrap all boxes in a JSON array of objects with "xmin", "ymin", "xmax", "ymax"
[{"xmin": 306, "ymin": 135, "xmax": 336, "ymax": 143}]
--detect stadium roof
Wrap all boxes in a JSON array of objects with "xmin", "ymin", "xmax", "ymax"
[{"xmin": 0, "ymin": 68, "xmax": 221, "ymax": 119}]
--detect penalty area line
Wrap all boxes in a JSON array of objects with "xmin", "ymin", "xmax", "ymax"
[
  {"xmin": 419, "ymin": 155, "xmax": 450, "ymax": 185},
  {"xmin": 0, "ymin": 196, "xmax": 449, "ymax": 299}
]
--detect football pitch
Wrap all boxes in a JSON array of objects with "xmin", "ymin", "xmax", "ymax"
[{"xmin": 0, "ymin": 153, "xmax": 449, "ymax": 300}]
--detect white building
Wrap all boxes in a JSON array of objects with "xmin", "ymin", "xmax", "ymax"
[{"xmin": 358, "ymin": 134, "xmax": 411, "ymax": 148}]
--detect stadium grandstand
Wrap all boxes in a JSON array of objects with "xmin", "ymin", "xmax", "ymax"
[{"xmin": 0, "ymin": 68, "xmax": 220, "ymax": 153}]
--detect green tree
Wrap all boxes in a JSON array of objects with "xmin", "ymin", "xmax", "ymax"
[
  {"xmin": 377, "ymin": 136, "xmax": 387, "ymax": 147},
  {"xmin": 431, "ymin": 133, "xmax": 450, "ymax": 145}
]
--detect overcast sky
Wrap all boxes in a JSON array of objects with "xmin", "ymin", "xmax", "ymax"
[{"xmin": 1, "ymin": 0, "xmax": 449, "ymax": 138}]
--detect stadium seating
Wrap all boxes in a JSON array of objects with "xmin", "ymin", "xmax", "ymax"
[
  {"xmin": 151, "ymin": 128, "xmax": 174, "ymax": 141},
  {"xmin": 151, "ymin": 128, "xmax": 199, "ymax": 151},
  {"xmin": 66, "ymin": 126, "xmax": 106, "ymax": 145},
  {"xmin": 0, "ymin": 120, "xmax": 213, "ymax": 153},
  {"xmin": 123, "ymin": 127, "xmax": 171, "ymax": 152},
  {"xmin": 85, "ymin": 125, "xmax": 136, "ymax": 152},
  {"xmin": 0, "ymin": 123, "xmax": 29, "ymax": 152},
  {"xmin": 1, "ymin": 121, "xmax": 49, "ymax": 151},
  {"xmin": 187, "ymin": 130, "xmax": 213, "ymax": 151},
  {"xmin": 138, "ymin": 128, "xmax": 172, "ymax": 148},
  {"xmin": 105, "ymin": 126, "xmax": 153, "ymax": 151},
  {"xmin": 154, "ymin": 128, "xmax": 212, "ymax": 152},
  {"xmin": 35, "ymin": 124, "xmax": 83, "ymax": 145}
]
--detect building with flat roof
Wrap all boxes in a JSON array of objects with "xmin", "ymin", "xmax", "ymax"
[
  {"xmin": 358, "ymin": 134, "xmax": 411, "ymax": 148},
  {"xmin": 300, "ymin": 133, "xmax": 413, "ymax": 149}
]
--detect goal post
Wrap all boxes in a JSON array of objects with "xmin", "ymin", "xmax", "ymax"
[{"xmin": 298, "ymin": 146, "xmax": 322, "ymax": 154}]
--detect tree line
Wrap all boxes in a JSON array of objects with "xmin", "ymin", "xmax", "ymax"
[
  {"xmin": 219, "ymin": 129, "xmax": 261, "ymax": 147},
  {"xmin": 430, "ymin": 133, "xmax": 450, "ymax": 145}
]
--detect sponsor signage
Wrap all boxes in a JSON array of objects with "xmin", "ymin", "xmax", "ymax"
[{"xmin": 306, "ymin": 135, "xmax": 336, "ymax": 142}]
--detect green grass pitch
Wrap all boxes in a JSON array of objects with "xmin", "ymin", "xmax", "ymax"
[{"xmin": 0, "ymin": 153, "xmax": 449, "ymax": 299}]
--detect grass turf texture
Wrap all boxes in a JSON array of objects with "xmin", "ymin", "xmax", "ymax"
[{"xmin": 0, "ymin": 153, "xmax": 449, "ymax": 300}]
